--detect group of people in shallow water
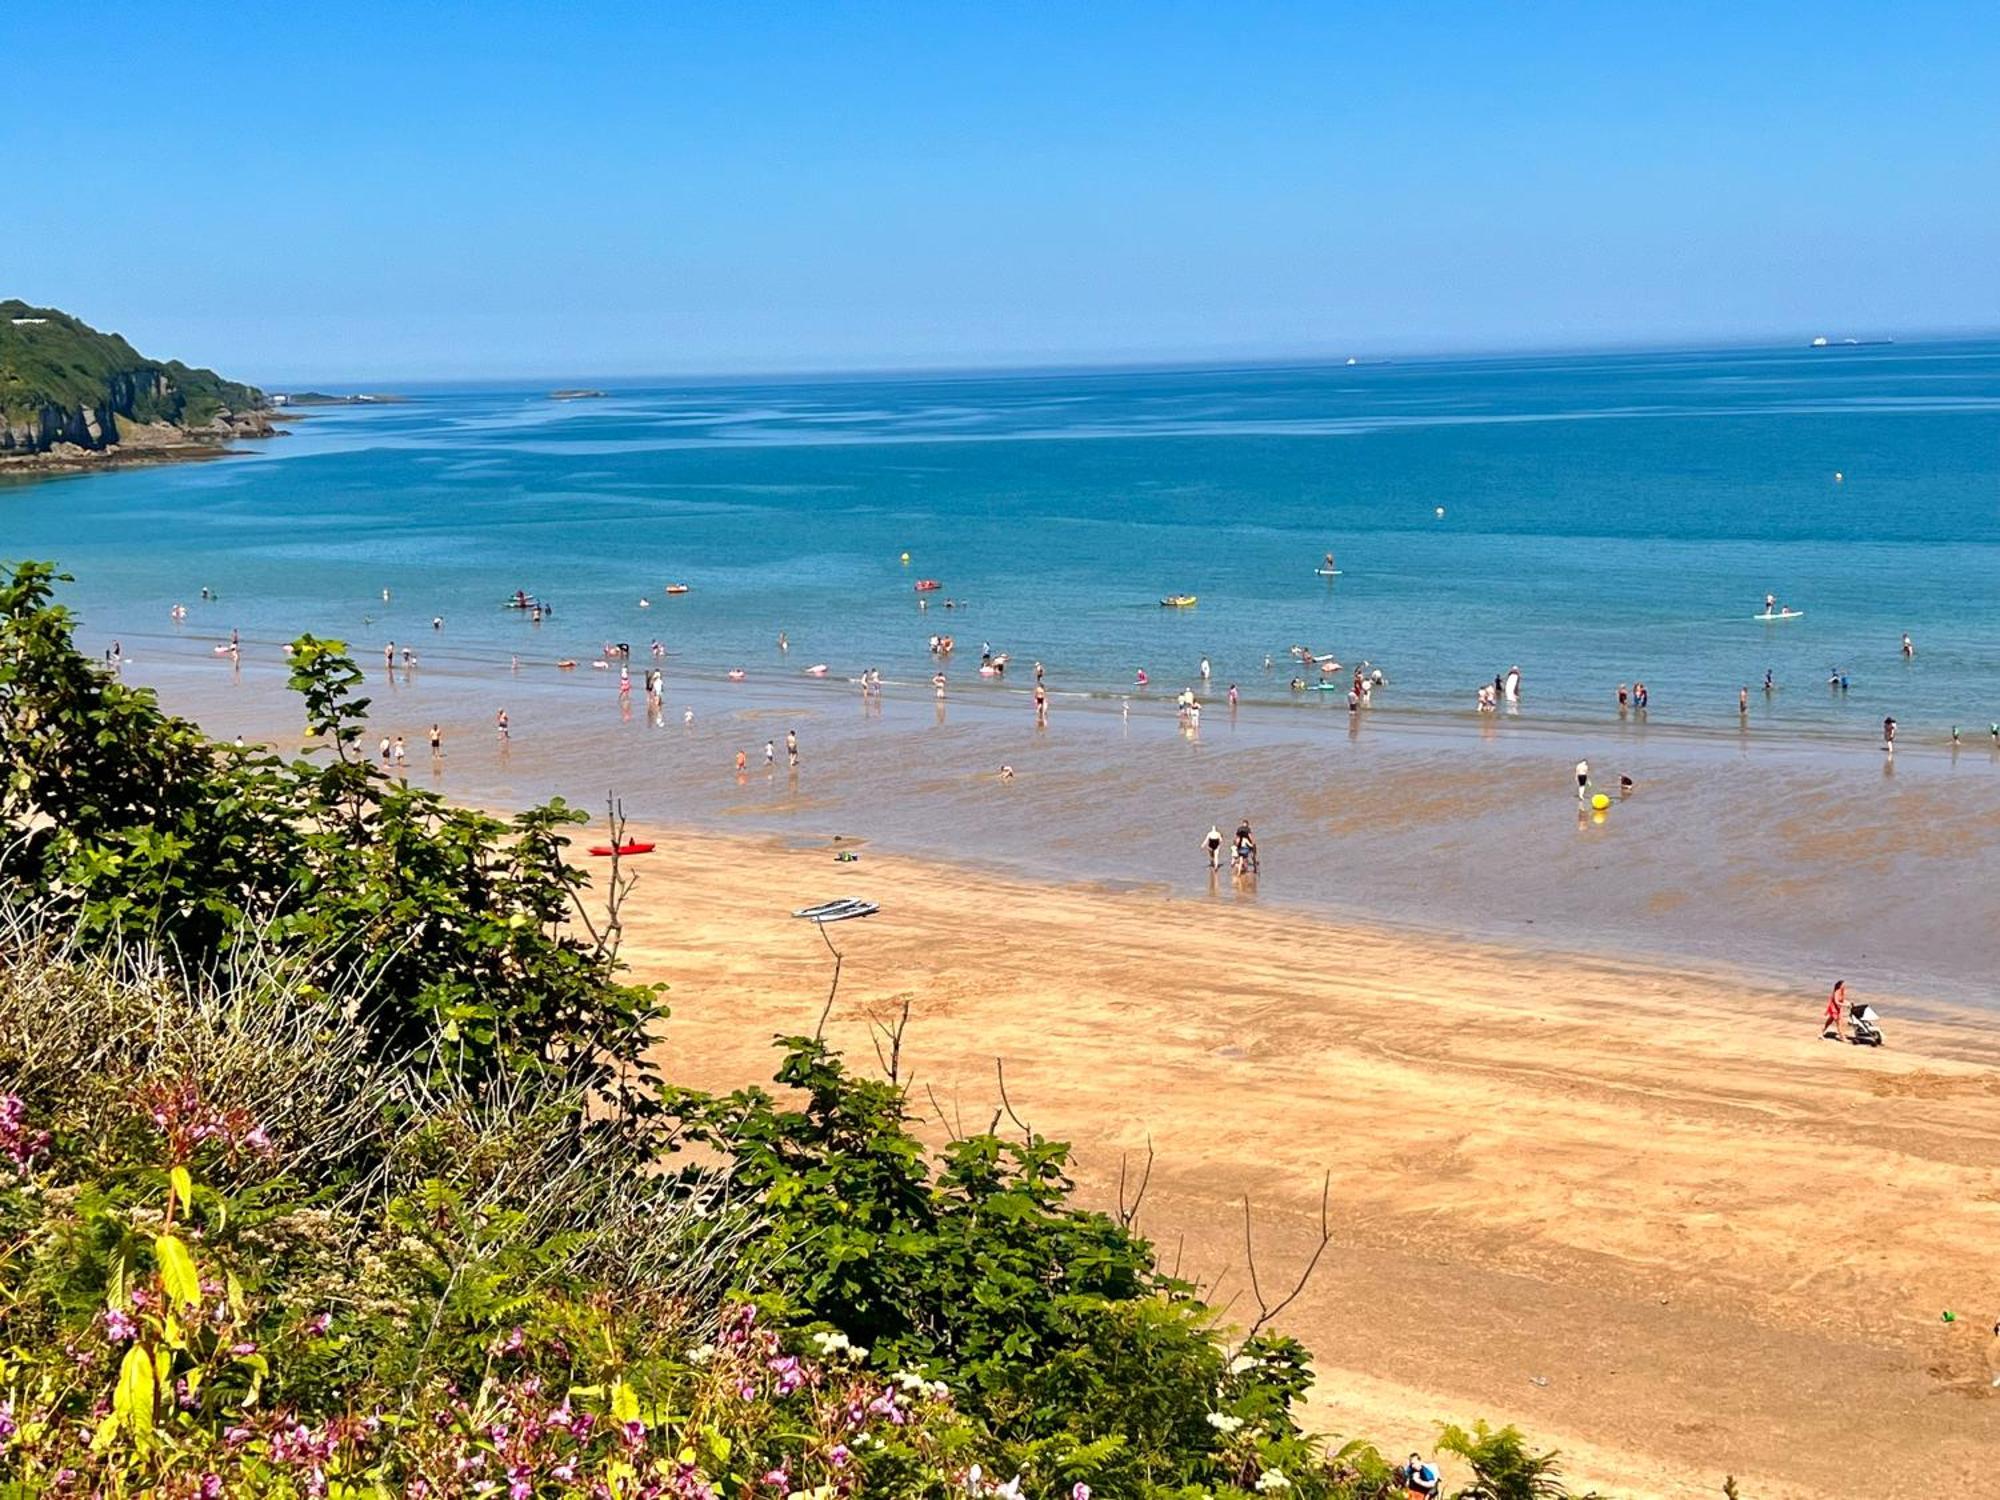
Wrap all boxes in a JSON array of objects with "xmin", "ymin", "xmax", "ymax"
[
  {"xmin": 1201, "ymin": 819, "xmax": 1259, "ymax": 877},
  {"xmin": 1476, "ymin": 665, "xmax": 1522, "ymax": 713}
]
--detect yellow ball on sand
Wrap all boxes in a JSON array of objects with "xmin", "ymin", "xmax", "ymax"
[{"xmin": 1591, "ymin": 793, "xmax": 1611, "ymax": 811}]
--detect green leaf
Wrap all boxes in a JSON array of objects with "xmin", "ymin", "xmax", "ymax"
[
  {"xmin": 609, "ymin": 1380, "xmax": 640, "ymax": 1424},
  {"xmin": 155, "ymin": 1232, "xmax": 202, "ymax": 1309},
  {"xmin": 114, "ymin": 1343, "xmax": 155, "ymax": 1435},
  {"xmin": 170, "ymin": 1164, "xmax": 194, "ymax": 1215}
]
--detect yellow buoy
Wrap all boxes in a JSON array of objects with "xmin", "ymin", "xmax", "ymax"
[
  {"xmin": 1591, "ymin": 793, "xmax": 1611, "ymax": 811},
  {"xmin": 900, "ymin": 552, "xmax": 911, "ymax": 564},
  {"xmin": 1833, "ymin": 471, "xmax": 1844, "ymax": 483},
  {"xmin": 1434, "ymin": 506, "xmax": 1446, "ymax": 518}
]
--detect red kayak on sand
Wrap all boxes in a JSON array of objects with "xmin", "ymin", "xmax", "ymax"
[{"xmin": 587, "ymin": 841, "xmax": 656, "ymax": 857}]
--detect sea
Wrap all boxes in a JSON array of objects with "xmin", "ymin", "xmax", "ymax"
[{"xmin": 7, "ymin": 341, "xmax": 2000, "ymax": 1010}]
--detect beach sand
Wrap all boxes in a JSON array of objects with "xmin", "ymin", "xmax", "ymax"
[{"xmin": 612, "ymin": 828, "xmax": 2000, "ymax": 1500}]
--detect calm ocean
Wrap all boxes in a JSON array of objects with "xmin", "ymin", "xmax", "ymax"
[
  {"xmin": 7, "ymin": 342, "xmax": 2000, "ymax": 1007},
  {"xmin": 13, "ymin": 340, "xmax": 1999, "ymax": 736}
]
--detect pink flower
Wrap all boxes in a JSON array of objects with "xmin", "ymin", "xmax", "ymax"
[
  {"xmin": 829, "ymin": 1444, "xmax": 852, "ymax": 1469},
  {"xmin": 303, "ymin": 1311, "xmax": 332, "ymax": 1336},
  {"xmin": 1073, "ymin": 1486, "xmax": 1092, "ymax": 1500},
  {"xmin": 103, "ymin": 1308, "xmax": 137, "ymax": 1343}
]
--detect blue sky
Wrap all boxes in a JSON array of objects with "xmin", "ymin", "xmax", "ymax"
[{"xmin": 7, "ymin": 3, "xmax": 1996, "ymax": 381}]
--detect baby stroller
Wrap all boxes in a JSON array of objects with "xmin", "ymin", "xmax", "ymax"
[{"xmin": 1846, "ymin": 1002, "xmax": 1884, "ymax": 1048}]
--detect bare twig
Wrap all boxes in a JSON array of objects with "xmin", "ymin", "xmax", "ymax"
[
  {"xmin": 993, "ymin": 1057, "xmax": 1034, "ymax": 1143},
  {"xmin": 869, "ymin": 994, "xmax": 913, "ymax": 1085},
  {"xmin": 924, "ymin": 1082, "xmax": 963, "ymax": 1142},
  {"xmin": 1115, "ymin": 1136, "xmax": 1155, "ymax": 1230},
  {"xmin": 1242, "ymin": 1171, "xmax": 1334, "ymax": 1339},
  {"xmin": 811, "ymin": 920, "xmax": 842, "ymax": 1041}
]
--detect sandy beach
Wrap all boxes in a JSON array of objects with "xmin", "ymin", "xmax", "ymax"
[{"xmin": 612, "ymin": 827, "xmax": 2000, "ymax": 1500}]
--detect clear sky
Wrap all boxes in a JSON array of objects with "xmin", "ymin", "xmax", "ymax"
[{"xmin": 7, "ymin": 2, "xmax": 1996, "ymax": 381}]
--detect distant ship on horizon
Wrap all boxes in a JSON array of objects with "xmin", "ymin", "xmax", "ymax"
[{"xmin": 1809, "ymin": 335, "xmax": 1896, "ymax": 348}]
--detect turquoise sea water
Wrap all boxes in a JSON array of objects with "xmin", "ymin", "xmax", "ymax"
[
  {"xmin": 7, "ymin": 340, "xmax": 1992, "ymax": 728},
  {"xmin": 7, "ymin": 342, "xmax": 2000, "ymax": 1008},
  {"xmin": 11, "ymin": 340, "xmax": 2000, "ymax": 735}
]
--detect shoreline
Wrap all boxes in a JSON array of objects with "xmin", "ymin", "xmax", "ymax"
[
  {"xmin": 610, "ymin": 824, "xmax": 2000, "ymax": 1500},
  {"xmin": 0, "ymin": 427, "xmax": 282, "ymax": 479},
  {"xmin": 79, "ymin": 636, "xmax": 2000, "ymax": 1016}
]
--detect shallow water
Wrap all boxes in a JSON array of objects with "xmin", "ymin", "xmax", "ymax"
[{"xmin": 7, "ymin": 343, "xmax": 1999, "ymax": 1005}]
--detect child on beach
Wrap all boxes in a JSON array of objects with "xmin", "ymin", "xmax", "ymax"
[{"xmin": 1822, "ymin": 980, "xmax": 1847, "ymax": 1040}]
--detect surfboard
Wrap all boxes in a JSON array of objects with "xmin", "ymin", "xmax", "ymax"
[
  {"xmin": 1314, "ymin": 568, "xmax": 1342, "ymax": 576},
  {"xmin": 1752, "ymin": 611, "xmax": 1805, "ymax": 621}
]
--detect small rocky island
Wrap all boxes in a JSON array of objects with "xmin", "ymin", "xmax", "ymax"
[
  {"xmin": 548, "ymin": 388, "xmax": 608, "ymax": 400},
  {"xmin": 0, "ymin": 300, "xmax": 278, "ymax": 472}
]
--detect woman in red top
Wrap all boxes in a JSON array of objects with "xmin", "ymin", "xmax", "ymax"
[{"xmin": 1823, "ymin": 980, "xmax": 1847, "ymax": 1040}]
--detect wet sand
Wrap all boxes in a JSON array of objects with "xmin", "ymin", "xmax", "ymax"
[
  {"xmin": 106, "ymin": 642, "xmax": 2000, "ymax": 1011},
  {"xmin": 614, "ymin": 828, "xmax": 2000, "ymax": 1500}
]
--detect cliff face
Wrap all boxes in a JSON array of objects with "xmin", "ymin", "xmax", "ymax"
[{"xmin": 0, "ymin": 301, "xmax": 272, "ymax": 458}]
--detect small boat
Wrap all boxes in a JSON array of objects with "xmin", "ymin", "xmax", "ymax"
[
  {"xmin": 726, "ymin": 668, "xmax": 746, "ymax": 681},
  {"xmin": 1160, "ymin": 595, "xmax": 1198, "ymax": 608},
  {"xmin": 664, "ymin": 584, "xmax": 690, "ymax": 596},
  {"xmin": 914, "ymin": 579, "xmax": 942, "ymax": 592},
  {"xmin": 1753, "ymin": 610, "xmax": 1805, "ymax": 622},
  {"xmin": 588, "ymin": 841, "xmax": 656, "ymax": 857}
]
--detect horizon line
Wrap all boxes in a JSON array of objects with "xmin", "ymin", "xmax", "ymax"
[{"xmin": 249, "ymin": 325, "xmax": 2000, "ymax": 393}]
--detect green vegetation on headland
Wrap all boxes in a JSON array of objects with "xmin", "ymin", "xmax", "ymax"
[
  {"xmin": 0, "ymin": 300, "xmax": 272, "ymax": 462},
  {"xmin": 0, "ymin": 558, "xmax": 1657, "ymax": 1498}
]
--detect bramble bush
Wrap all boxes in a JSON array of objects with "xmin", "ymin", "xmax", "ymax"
[{"xmin": 0, "ymin": 559, "xmax": 1612, "ymax": 1498}]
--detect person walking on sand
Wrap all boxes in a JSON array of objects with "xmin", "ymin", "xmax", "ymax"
[
  {"xmin": 391, "ymin": 735, "xmax": 407, "ymax": 767},
  {"xmin": 1202, "ymin": 824, "xmax": 1225, "ymax": 871},
  {"xmin": 764, "ymin": 739, "xmax": 776, "ymax": 768},
  {"xmin": 1822, "ymin": 980, "xmax": 1848, "ymax": 1040},
  {"xmin": 785, "ymin": 728, "xmax": 799, "ymax": 768},
  {"xmin": 1575, "ymin": 758, "xmax": 1591, "ymax": 801},
  {"xmin": 735, "ymin": 749, "xmax": 747, "ymax": 773},
  {"xmin": 378, "ymin": 735, "xmax": 392, "ymax": 765},
  {"xmin": 1033, "ymin": 682, "xmax": 1048, "ymax": 725},
  {"xmin": 495, "ymin": 709, "xmax": 509, "ymax": 741},
  {"xmin": 1739, "ymin": 685, "xmax": 1750, "ymax": 715},
  {"xmin": 428, "ymin": 723, "xmax": 443, "ymax": 757},
  {"xmin": 1883, "ymin": 715, "xmax": 1897, "ymax": 752}
]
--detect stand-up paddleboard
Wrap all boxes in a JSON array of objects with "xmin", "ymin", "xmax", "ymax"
[
  {"xmin": 1752, "ymin": 610, "xmax": 1805, "ymax": 621},
  {"xmin": 1314, "ymin": 568, "xmax": 1342, "ymax": 576},
  {"xmin": 792, "ymin": 897, "xmax": 878, "ymax": 923}
]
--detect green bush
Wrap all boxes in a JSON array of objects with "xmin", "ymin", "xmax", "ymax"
[{"xmin": 0, "ymin": 560, "xmax": 1614, "ymax": 1499}]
